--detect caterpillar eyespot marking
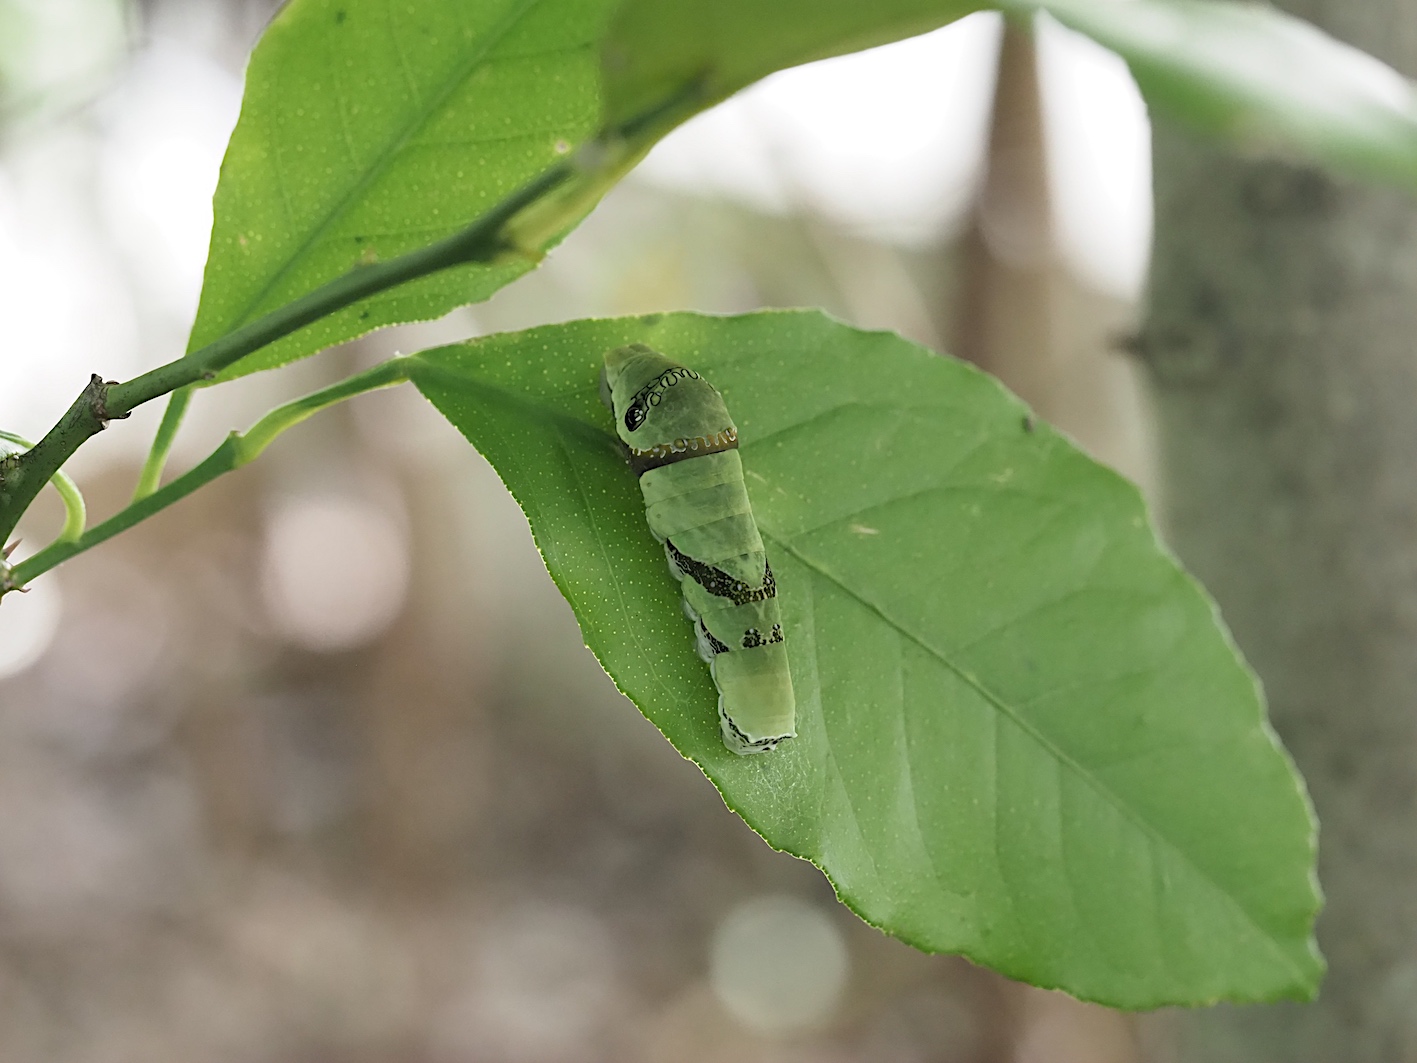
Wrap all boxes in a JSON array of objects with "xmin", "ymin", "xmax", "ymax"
[{"xmin": 602, "ymin": 343, "xmax": 796, "ymax": 755}]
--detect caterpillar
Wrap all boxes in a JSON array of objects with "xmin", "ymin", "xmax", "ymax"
[{"xmin": 601, "ymin": 344, "xmax": 796, "ymax": 755}]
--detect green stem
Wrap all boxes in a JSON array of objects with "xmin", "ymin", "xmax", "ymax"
[
  {"xmin": 0, "ymin": 160, "xmax": 572, "ymax": 548},
  {"xmin": 0, "ymin": 375, "xmax": 110, "ymax": 544},
  {"xmin": 107, "ymin": 161, "xmax": 570, "ymax": 417},
  {"xmin": 4, "ymin": 359, "xmax": 409, "ymax": 594},
  {"xmin": 0, "ymin": 430, "xmax": 86, "ymax": 545},
  {"xmin": 132, "ymin": 386, "xmax": 193, "ymax": 501}
]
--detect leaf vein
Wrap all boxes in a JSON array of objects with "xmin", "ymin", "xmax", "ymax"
[
  {"xmin": 220, "ymin": 0, "xmax": 548, "ymax": 337},
  {"xmin": 765, "ymin": 532, "xmax": 1308, "ymax": 984}
]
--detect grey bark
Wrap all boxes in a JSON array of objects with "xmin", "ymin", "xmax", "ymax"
[{"xmin": 1141, "ymin": 1, "xmax": 1417, "ymax": 1056}]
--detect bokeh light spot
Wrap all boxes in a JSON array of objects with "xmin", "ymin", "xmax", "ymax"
[
  {"xmin": 709, "ymin": 893, "xmax": 850, "ymax": 1035},
  {"xmin": 261, "ymin": 494, "xmax": 409, "ymax": 652},
  {"xmin": 0, "ymin": 573, "xmax": 61, "ymax": 680}
]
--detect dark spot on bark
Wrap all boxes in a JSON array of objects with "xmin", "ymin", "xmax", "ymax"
[
  {"xmin": 1241, "ymin": 162, "xmax": 1337, "ymax": 220},
  {"xmin": 1134, "ymin": 321, "xmax": 1232, "ymax": 387},
  {"xmin": 1111, "ymin": 331, "xmax": 1146, "ymax": 359}
]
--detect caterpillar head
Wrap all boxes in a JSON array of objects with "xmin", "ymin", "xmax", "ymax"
[
  {"xmin": 602, "ymin": 344, "xmax": 668, "ymax": 432},
  {"xmin": 603, "ymin": 344, "xmax": 705, "ymax": 436}
]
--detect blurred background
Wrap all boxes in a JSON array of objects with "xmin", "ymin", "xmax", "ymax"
[{"xmin": 0, "ymin": 1, "xmax": 1159, "ymax": 1059}]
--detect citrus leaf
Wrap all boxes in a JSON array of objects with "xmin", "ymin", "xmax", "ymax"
[
  {"xmin": 601, "ymin": 0, "xmax": 979, "ymax": 129},
  {"xmin": 407, "ymin": 310, "xmax": 1323, "ymax": 1008},
  {"xmin": 193, "ymin": 0, "xmax": 618, "ymax": 380}
]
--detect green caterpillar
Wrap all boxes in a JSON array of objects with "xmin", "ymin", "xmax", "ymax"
[{"xmin": 601, "ymin": 344, "xmax": 796, "ymax": 755}]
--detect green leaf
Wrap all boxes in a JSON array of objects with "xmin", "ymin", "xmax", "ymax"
[
  {"xmin": 601, "ymin": 0, "xmax": 980, "ymax": 128},
  {"xmin": 407, "ymin": 310, "xmax": 1323, "ymax": 1008},
  {"xmin": 1011, "ymin": 0, "xmax": 1417, "ymax": 190},
  {"xmin": 193, "ymin": 0, "xmax": 618, "ymax": 380}
]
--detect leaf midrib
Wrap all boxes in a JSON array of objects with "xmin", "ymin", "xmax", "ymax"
[
  {"xmin": 763, "ymin": 529, "xmax": 1312, "ymax": 988},
  {"xmin": 210, "ymin": 0, "xmax": 552, "ymax": 345}
]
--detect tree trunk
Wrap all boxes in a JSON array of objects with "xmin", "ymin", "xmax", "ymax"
[
  {"xmin": 1141, "ymin": 2, "xmax": 1417, "ymax": 1057},
  {"xmin": 955, "ymin": 22, "xmax": 1152, "ymax": 489}
]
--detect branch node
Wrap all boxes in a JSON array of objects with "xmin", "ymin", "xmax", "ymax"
[
  {"xmin": 89, "ymin": 374, "xmax": 130, "ymax": 428},
  {"xmin": 0, "ymin": 543, "xmax": 21, "ymax": 596}
]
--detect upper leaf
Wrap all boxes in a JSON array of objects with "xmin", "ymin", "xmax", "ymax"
[
  {"xmin": 407, "ymin": 310, "xmax": 1323, "ymax": 1008},
  {"xmin": 193, "ymin": 0, "xmax": 618, "ymax": 380},
  {"xmin": 601, "ymin": 0, "xmax": 979, "ymax": 128}
]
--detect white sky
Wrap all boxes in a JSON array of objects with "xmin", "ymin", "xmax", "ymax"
[{"xmin": 0, "ymin": 29, "xmax": 241, "ymax": 453}]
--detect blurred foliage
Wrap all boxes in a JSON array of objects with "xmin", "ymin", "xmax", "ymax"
[
  {"xmin": 0, "ymin": 0, "xmax": 127, "ymax": 125},
  {"xmin": 410, "ymin": 310, "xmax": 1321, "ymax": 1007},
  {"xmin": 1013, "ymin": 0, "xmax": 1417, "ymax": 190}
]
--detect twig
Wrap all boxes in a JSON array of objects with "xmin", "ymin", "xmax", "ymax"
[{"xmin": 5, "ymin": 359, "xmax": 410, "ymax": 594}]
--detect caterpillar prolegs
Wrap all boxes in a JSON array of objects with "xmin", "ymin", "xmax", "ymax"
[{"xmin": 601, "ymin": 344, "xmax": 796, "ymax": 754}]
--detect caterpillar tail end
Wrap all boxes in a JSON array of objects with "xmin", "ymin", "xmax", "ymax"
[{"xmin": 718, "ymin": 698, "xmax": 794, "ymax": 755}]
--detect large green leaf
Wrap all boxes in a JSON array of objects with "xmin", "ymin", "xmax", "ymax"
[
  {"xmin": 193, "ymin": 0, "xmax": 618, "ymax": 380},
  {"xmin": 604, "ymin": 0, "xmax": 1417, "ymax": 192},
  {"xmin": 406, "ymin": 310, "xmax": 1322, "ymax": 1008}
]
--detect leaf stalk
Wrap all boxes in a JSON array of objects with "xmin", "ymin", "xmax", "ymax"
[{"xmin": 3, "ymin": 359, "xmax": 410, "ymax": 595}]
